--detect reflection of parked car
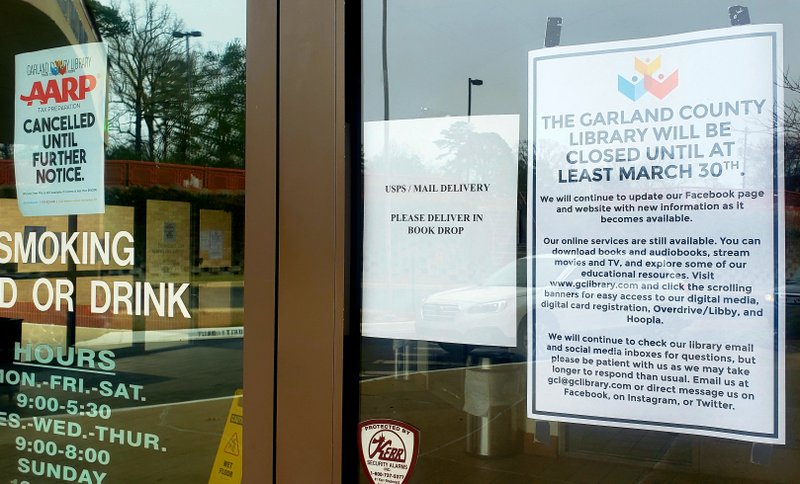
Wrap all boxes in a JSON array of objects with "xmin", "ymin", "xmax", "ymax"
[
  {"xmin": 417, "ymin": 254, "xmax": 693, "ymax": 358},
  {"xmin": 417, "ymin": 257, "xmax": 528, "ymax": 356},
  {"xmin": 782, "ymin": 275, "xmax": 800, "ymax": 338}
]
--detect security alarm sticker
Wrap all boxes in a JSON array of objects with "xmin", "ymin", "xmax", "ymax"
[{"xmin": 358, "ymin": 419, "xmax": 419, "ymax": 484}]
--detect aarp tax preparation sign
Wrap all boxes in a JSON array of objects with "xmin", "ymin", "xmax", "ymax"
[
  {"xmin": 15, "ymin": 43, "xmax": 107, "ymax": 216},
  {"xmin": 528, "ymin": 25, "xmax": 784, "ymax": 443}
]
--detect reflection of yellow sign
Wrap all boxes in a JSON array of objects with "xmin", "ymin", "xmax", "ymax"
[{"xmin": 209, "ymin": 391, "xmax": 243, "ymax": 483}]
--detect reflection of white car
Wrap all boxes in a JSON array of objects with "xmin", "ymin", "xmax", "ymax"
[
  {"xmin": 782, "ymin": 275, "xmax": 800, "ymax": 338},
  {"xmin": 416, "ymin": 254, "xmax": 691, "ymax": 356},
  {"xmin": 416, "ymin": 258, "xmax": 527, "ymax": 353}
]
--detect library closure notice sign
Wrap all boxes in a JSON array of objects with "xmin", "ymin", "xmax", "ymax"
[
  {"xmin": 528, "ymin": 25, "xmax": 785, "ymax": 443},
  {"xmin": 15, "ymin": 43, "xmax": 107, "ymax": 216}
]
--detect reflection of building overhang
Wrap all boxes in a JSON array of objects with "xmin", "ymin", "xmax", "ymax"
[{"xmin": 0, "ymin": 0, "xmax": 100, "ymax": 143}]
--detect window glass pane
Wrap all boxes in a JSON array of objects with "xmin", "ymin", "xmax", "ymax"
[
  {"xmin": 357, "ymin": 1, "xmax": 800, "ymax": 481},
  {"xmin": 1, "ymin": 1, "xmax": 245, "ymax": 481}
]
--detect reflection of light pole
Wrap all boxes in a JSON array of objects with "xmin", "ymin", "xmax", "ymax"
[
  {"xmin": 467, "ymin": 78, "xmax": 483, "ymax": 117},
  {"xmin": 172, "ymin": 30, "xmax": 202, "ymax": 161},
  {"xmin": 382, "ymin": 0, "xmax": 389, "ymax": 120}
]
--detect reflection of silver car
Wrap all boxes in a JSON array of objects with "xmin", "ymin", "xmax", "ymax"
[
  {"xmin": 417, "ymin": 258, "xmax": 528, "ymax": 354},
  {"xmin": 417, "ymin": 254, "xmax": 690, "ymax": 356},
  {"xmin": 783, "ymin": 275, "xmax": 800, "ymax": 338}
]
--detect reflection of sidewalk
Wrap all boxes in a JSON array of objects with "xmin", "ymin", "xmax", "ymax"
[
  {"xmin": 359, "ymin": 372, "xmax": 681, "ymax": 482},
  {"xmin": 0, "ymin": 396, "xmax": 234, "ymax": 483},
  {"xmin": 20, "ymin": 322, "xmax": 244, "ymax": 352},
  {"xmin": 8, "ymin": 338, "xmax": 242, "ymax": 413},
  {"xmin": 0, "ymin": 339, "xmax": 242, "ymax": 483},
  {"xmin": 359, "ymin": 342, "xmax": 800, "ymax": 482}
]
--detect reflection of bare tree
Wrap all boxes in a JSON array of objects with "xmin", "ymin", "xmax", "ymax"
[
  {"xmin": 518, "ymin": 140, "xmax": 530, "ymax": 197},
  {"xmin": 783, "ymin": 74, "xmax": 800, "ymax": 176},
  {"xmin": 367, "ymin": 146, "xmax": 427, "ymax": 177},
  {"xmin": 363, "ymin": 147, "xmax": 427, "ymax": 291},
  {"xmin": 518, "ymin": 140, "xmax": 530, "ymax": 244},
  {"xmin": 435, "ymin": 121, "xmax": 515, "ymax": 188}
]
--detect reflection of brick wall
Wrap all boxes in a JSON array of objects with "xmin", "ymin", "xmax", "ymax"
[
  {"xmin": 0, "ymin": 202, "xmax": 138, "ymax": 339},
  {"xmin": 0, "ymin": 199, "xmax": 68, "ymax": 273},
  {"xmin": 0, "ymin": 197, "xmax": 242, "ymax": 337},
  {"xmin": 145, "ymin": 200, "xmax": 192, "ymax": 330},
  {"xmin": 0, "ymin": 200, "xmax": 134, "ymax": 273},
  {"xmin": 786, "ymin": 193, "xmax": 800, "ymax": 276},
  {"xmin": 0, "ymin": 160, "xmax": 245, "ymax": 191},
  {"xmin": 146, "ymin": 200, "xmax": 191, "ymax": 280},
  {"xmin": 199, "ymin": 209, "xmax": 232, "ymax": 268},
  {"xmin": 77, "ymin": 206, "xmax": 134, "ymax": 271},
  {"xmin": 76, "ymin": 276, "xmax": 133, "ymax": 330},
  {"xmin": 197, "ymin": 281, "xmax": 244, "ymax": 328}
]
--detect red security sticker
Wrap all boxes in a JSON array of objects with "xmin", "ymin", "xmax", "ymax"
[{"xmin": 358, "ymin": 419, "xmax": 419, "ymax": 484}]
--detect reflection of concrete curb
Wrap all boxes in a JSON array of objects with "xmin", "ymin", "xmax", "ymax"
[
  {"xmin": 97, "ymin": 327, "xmax": 244, "ymax": 345},
  {"xmin": 20, "ymin": 323, "xmax": 244, "ymax": 349}
]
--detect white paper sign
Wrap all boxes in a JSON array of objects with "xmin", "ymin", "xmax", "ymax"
[
  {"xmin": 528, "ymin": 25, "xmax": 785, "ymax": 443},
  {"xmin": 363, "ymin": 115, "xmax": 519, "ymax": 346},
  {"xmin": 14, "ymin": 43, "xmax": 107, "ymax": 216},
  {"xmin": 200, "ymin": 230, "xmax": 224, "ymax": 260}
]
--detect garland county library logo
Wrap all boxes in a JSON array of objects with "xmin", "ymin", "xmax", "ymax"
[
  {"xmin": 25, "ymin": 56, "xmax": 92, "ymax": 78},
  {"xmin": 617, "ymin": 55, "xmax": 679, "ymax": 101},
  {"xmin": 358, "ymin": 419, "xmax": 419, "ymax": 484},
  {"xmin": 51, "ymin": 60, "xmax": 68, "ymax": 76}
]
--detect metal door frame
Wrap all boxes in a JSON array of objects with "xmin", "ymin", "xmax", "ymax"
[{"xmin": 244, "ymin": 0, "xmax": 346, "ymax": 482}]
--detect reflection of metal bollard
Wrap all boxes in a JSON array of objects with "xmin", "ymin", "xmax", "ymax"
[
  {"xmin": 393, "ymin": 339, "xmax": 413, "ymax": 380},
  {"xmin": 464, "ymin": 349, "xmax": 524, "ymax": 457}
]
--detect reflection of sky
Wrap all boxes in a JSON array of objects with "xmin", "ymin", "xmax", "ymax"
[
  {"xmin": 363, "ymin": 115, "xmax": 519, "ymax": 169},
  {"xmin": 364, "ymin": 0, "xmax": 800, "ymax": 133},
  {"xmin": 98, "ymin": 0, "xmax": 246, "ymax": 50}
]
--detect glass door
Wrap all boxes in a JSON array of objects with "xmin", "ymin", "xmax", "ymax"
[
  {"xmin": 353, "ymin": 1, "xmax": 800, "ymax": 482},
  {"xmin": 0, "ymin": 1, "xmax": 247, "ymax": 481}
]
